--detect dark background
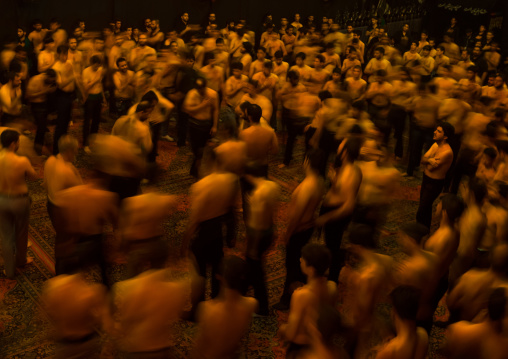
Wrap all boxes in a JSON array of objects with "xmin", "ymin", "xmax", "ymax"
[{"xmin": 1, "ymin": 0, "xmax": 507, "ymax": 51}]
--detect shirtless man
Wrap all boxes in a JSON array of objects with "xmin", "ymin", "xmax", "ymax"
[
  {"xmin": 192, "ymin": 255, "xmax": 258, "ymax": 359},
  {"xmin": 374, "ymin": 285, "xmax": 428, "ymax": 359},
  {"xmin": 181, "ymin": 153, "xmax": 240, "ymax": 313},
  {"xmin": 364, "ymin": 47, "xmax": 392, "ymax": 78},
  {"xmin": 278, "ymin": 70, "xmax": 308, "ymax": 167},
  {"xmin": 307, "ymin": 55, "xmax": 329, "ymax": 95},
  {"xmin": 0, "ymin": 130, "xmax": 36, "ymax": 278},
  {"xmin": 52, "ymin": 45, "xmax": 76, "ymax": 155},
  {"xmin": 26, "ymin": 69, "xmax": 57, "ymax": 153},
  {"xmin": 403, "ymin": 41, "xmax": 421, "ymax": 66},
  {"xmin": 273, "ymin": 50, "xmax": 289, "ymax": 86},
  {"xmin": 433, "ymin": 65, "xmax": 457, "ymax": 100},
  {"xmin": 113, "ymin": 57, "xmax": 135, "ymax": 117},
  {"xmin": 290, "ymin": 52, "xmax": 312, "ymax": 90},
  {"xmin": 279, "ymin": 243, "xmax": 338, "ymax": 357},
  {"xmin": 200, "ymin": 52, "xmax": 224, "ymax": 94},
  {"xmin": 129, "ymin": 34, "xmax": 156, "ymax": 71},
  {"xmin": 344, "ymin": 65, "xmax": 367, "ymax": 101},
  {"xmin": 419, "ymin": 45, "xmax": 435, "ymax": 83},
  {"xmin": 224, "ymin": 62, "xmax": 249, "ymax": 108},
  {"xmin": 265, "ymin": 33, "xmax": 287, "ymax": 59},
  {"xmin": 444, "ymin": 288, "xmax": 508, "ymax": 359},
  {"xmin": 239, "ymin": 42, "xmax": 253, "ymax": 77},
  {"xmin": 119, "ymin": 192, "xmax": 177, "ymax": 277},
  {"xmin": 315, "ymin": 138, "xmax": 363, "ymax": 283},
  {"xmin": 111, "ymin": 268, "xmax": 189, "ymax": 358},
  {"xmin": 42, "ymin": 270, "xmax": 108, "ymax": 359},
  {"xmin": 53, "ymin": 176, "xmax": 118, "ymax": 285},
  {"xmin": 321, "ymin": 43, "xmax": 340, "ymax": 75},
  {"xmin": 213, "ymin": 112, "xmax": 247, "ymax": 176},
  {"xmin": 249, "ymin": 47, "xmax": 267, "ymax": 79},
  {"xmin": 417, "ymin": 194, "xmax": 464, "ymax": 334},
  {"xmin": 449, "ymin": 178, "xmax": 487, "ymax": 289},
  {"xmin": 416, "ymin": 123, "xmax": 455, "ymax": 228},
  {"xmin": 82, "ymin": 55, "xmax": 105, "ymax": 150},
  {"xmin": 433, "ymin": 46, "xmax": 450, "ymax": 73},
  {"xmin": 236, "ymin": 80, "xmax": 273, "ymax": 123},
  {"xmin": 274, "ymin": 150, "xmax": 325, "ymax": 310},
  {"xmin": 38, "ymin": 37, "xmax": 56, "ymax": 73},
  {"xmin": 323, "ymin": 68, "xmax": 343, "ymax": 99},
  {"xmin": 341, "ymin": 47, "xmax": 361, "ymax": 79},
  {"xmin": 0, "ymin": 71, "xmax": 23, "ymax": 124},
  {"xmin": 44, "ymin": 135, "xmax": 82, "ymax": 274},
  {"xmin": 182, "ymin": 77, "xmax": 219, "ymax": 177},
  {"xmin": 28, "ymin": 19, "xmax": 48, "ymax": 55},
  {"xmin": 252, "ymin": 61, "xmax": 279, "ymax": 127},
  {"xmin": 243, "ymin": 171, "xmax": 280, "ymax": 315}
]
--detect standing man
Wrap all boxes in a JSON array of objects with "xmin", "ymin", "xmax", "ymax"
[
  {"xmin": 0, "ymin": 71, "xmax": 23, "ymax": 125},
  {"xmin": 274, "ymin": 149, "xmax": 326, "ymax": 310},
  {"xmin": 82, "ymin": 55, "xmax": 105, "ymax": 152},
  {"xmin": 416, "ymin": 123, "xmax": 455, "ymax": 228},
  {"xmin": 52, "ymin": 45, "xmax": 75, "ymax": 155},
  {"xmin": 113, "ymin": 57, "xmax": 135, "ymax": 117},
  {"xmin": 182, "ymin": 77, "xmax": 219, "ymax": 177},
  {"xmin": 0, "ymin": 130, "xmax": 37, "ymax": 278},
  {"xmin": 26, "ymin": 69, "xmax": 57, "ymax": 154}
]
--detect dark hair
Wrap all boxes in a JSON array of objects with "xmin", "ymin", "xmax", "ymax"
[
  {"xmin": 390, "ymin": 285, "xmax": 421, "ymax": 321},
  {"xmin": 437, "ymin": 45, "xmax": 445, "ymax": 52},
  {"xmin": 287, "ymin": 70, "xmax": 299, "ymax": 81},
  {"xmin": 242, "ymin": 41, "xmax": 253, "ymax": 54},
  {"xmin": 343, "ymin": 137, "xmax": 363, "ymax": 162},
  {"xmin": 483, "ymin": 147, "xmax": 497, "ymax": 160},
  {"xmin": 441, "ymin": 194, "xmax": 465, "ymax": 223},
  {"xmin": 274, "ymin": 50, "xmax": 284, "ymax": 59},
  {"xmin": 247, "ymin": 104, "xmax": 262, "ymax": 123},
  {"xmin": 220, "ymin": 255, "xmax": 248, "ymax": 293},
  {"xmin": 374, "ymin": 47, "xmax": 385, "ymax": 55},
  {"xmin": 90, "ymin": 54, "xmax": 102, "ymax": 65},
  {"xmin": 349, "ymin": 223, "xmax": 376, "ymax": 249},
  {"xmin": 423, "ymin": 45, "xmax": 432, "ymax": 52},
  {"xmin": 305, "ymin": 148, "xmax": 326, "ymax": 174},
  {"xmin": 136, "ymin": 100, "xmax": 152, "ymax": 113},
  {"xmin": 203, "ymin": 51, "xmax": 215, "ymax": 65},
  {"xmin": 231, "ymin": 61, "xmax": 243, "ymax": 71},
  {"xmin": 488, "ymin": 287, "xmax": 506, "ymax": 321},
  {"xmin": 301, "ymin": 243, "xmax": 331, "ymax": 277},
  {"xmin": 56, "ymin": 45, "xmax": 69, "ymax": 55},
  {"xmin": 141, "ymin": 90, "xmax": 158, "ymax": 103},
  {"xmin": 263, "ymin": 61, "xmax": 273, "ymax": 70},
  {"xmin": 257, "ymin": 46, "xmax": 266, "ymax": 54},
  {"xmin": 315, "ymin": 54, "xmax": 325, "ymax": 63},
  {"xmin": 43, "ymin": 37, "xmax": 55, "ymax": 45},
  {"xmin": 438, "ymin": 121, "xmax": 455, "ymax": 140},
  {"xmin": 216, "ymin": 37, "xmax": 224, "ymax": 45},
  {"xmin": 1, "ymin": 130, "xmax": 20, "ymax": 148},
  {"xmin": 295, "ymin": 52, "xmax": 306, "ymax": 60},
  {"xmin": 116, "ymin": 57, "xmax": 127, "ymax": 67},
  {"xmin": 468, "ymin": 177, "xmax": 487, "ymax": 204},
  {"xmin": 401, "ymin": 222, "xmax": 429, "ymax": 245},
  {"xmin": 332, "ymin": 67, "xmax": 341, "ymax": 75}
]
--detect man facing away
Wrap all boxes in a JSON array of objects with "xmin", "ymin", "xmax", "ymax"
[{"xmin": 0, "ymin": 130, "xmax": 36, "ymax": 278}]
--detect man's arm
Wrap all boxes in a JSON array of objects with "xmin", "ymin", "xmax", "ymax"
[
  {"xmin": 23, "ymin": 157, "xmax": 38, "ymax": 179},
  {"xmin": 211, "ymin": 93, "xmax": 219, "ymax": 136},
  {"xmin": 284, "ymin": 182, "xmax": 312, "ymax": 243},
  {"xmin": 280, "ymin": 289, "xmax": 312, "ymax": 341}
]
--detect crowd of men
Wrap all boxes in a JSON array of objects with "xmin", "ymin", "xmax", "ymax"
[{"xmin": 1, "ymin": 11, "xmax": 508, "ymax": 359}]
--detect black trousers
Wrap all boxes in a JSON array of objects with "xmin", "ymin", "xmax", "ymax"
[
  {"xmin": 388, "ymin": 104, "xmax": 407, "ymax": 158},
  {"xmin": 246, "ymin": 226, "xmax": 274, "ymax": 313},
  {"xmin": 449, "ymin": 147, "xmax": 478, "ymax": 194},
  {"xmin": 76, "ymin": 233, "xmax": 109, "ymax": 286},
  {"xmin": 321, "ymin": 205, "xmax": 352, "ymax": 283},
  {"xmin": 176, "ymin": 101, "xmax": 188, "ymax": 147},
  {"xmin": 148, "ymin": 122, "xmax": 162, "ymax": 164},
  {"xmin": 406, "ymin": 123, "xmax": 434, "ymax": 176},
  {"xmin": 126, "ymin": 236, "xmax": 169, "ymax": 278},
  {"xmin": 283, "ymin": 111, "xmax": 308, "ymax": 166},
  {"xmin": 188, "ymin": 118, "xmax": 212, "ymax": 176},
  {"xmin": 416, "ymin": 174, "xmax": 445, "ymax": 228},
  {"xmin": 109, "ymin": 175, "xmax": 141, "ymax": 202},
  {"xmin": 31, "ymin": 102, "xmax": 48, "ymax": 148},
  {"xmin": 191, "ymin": 215, "xmax": 226, "ymax": 301},
  {"xmin": 83, "ymin": 93, "xmax": 102, "ymax": 146},
  {"xmin": 115, "ymin": 98, "xmax": 133, "ymax": 117},
  {"xmin": 53, "ymin": 89, "xmax": 74, "ymax": 154},
  {"xmin": 279, "ymin": 227, "xmax": 315, "ymax": 305}
]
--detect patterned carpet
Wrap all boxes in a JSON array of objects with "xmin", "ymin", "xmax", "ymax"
[{"xmin": 0, "ymin": 110, "xmax": 448, "ymax": 358}]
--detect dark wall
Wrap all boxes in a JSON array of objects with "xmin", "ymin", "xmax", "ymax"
[{"xmin": 1, "ymin": 0, "xmax": 343, "ymax": 45}]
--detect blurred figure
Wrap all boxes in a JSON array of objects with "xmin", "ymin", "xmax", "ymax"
[
  {"xmin": 417, "ymin": 194, "xmax": 464, "ymax": 334},
  {"xmin": 182, "ymin": 77, "xmax": 219, "ymax": 177},
  {"xmin": 274, "ymin": 150, "xmax": 325, "ymax": 310},
  {"xmin": 192, "ymin": 255, "xmax": 258, "ymax": 359},
  {"xmin": 213, "ymin": 111, "xmax": 247, "ymax": 175},
  {"xmin": 243, "ymin": 166, "xmax": 280, "ymax": 315},
  {"xmin": 112, "ymin": 268, "xmax": 190, "ymax": 358},
  {"xmin": 447, "ymin": 243, "xmax": 508, "ymax": 323},
  {"xmin": 444, "ymin": 287, "xmax": 508, "ymax": 359},
  {"xmin": 112, "ymin": 100, "xmax": 153, "ymax": 158},
  {"xmin": 44, "ymin": 135, "xmax": 82, "ymax": 274},
  {"xmin": 42, "ymin": 269, "xmax": 108, "ymax": 359},
  {"xmin": 82, "ymin": 55, "xmax": 105, "ymax": 152},
  {"xmin": 315, "ymin": 137, "xmax": 363, "ymax": 283},
  {"xmin": 119, "ymin": 191, "xmax": 177, "ymax": 277},
  {"xmin": 0, "ymin": 71, "xmax": 22, "ymax": 125},
  {"xmin": 279, "ymin": 243, "xmax": 337, "ymax": 357},
  {"xmin": 374, "ymin": 285, "xmax": 428, "ymax": 359},
  {"xmin": 182, "ymin": 152, "xmax": 239, "ymax": 313},
  {"xmin": 26, "ymin": 69, "xmax": 57, "ymax": 154},
  {"xmin": 0, "ymin": 130, "xmax": 36, "ymax": 278},
  {"xmin": 52, "ymin": 175, "xmax": 118, "ymax": 286},
  {"xmin": 113, "ymin": 57, "xmax": 135, "ymax": 117}
]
